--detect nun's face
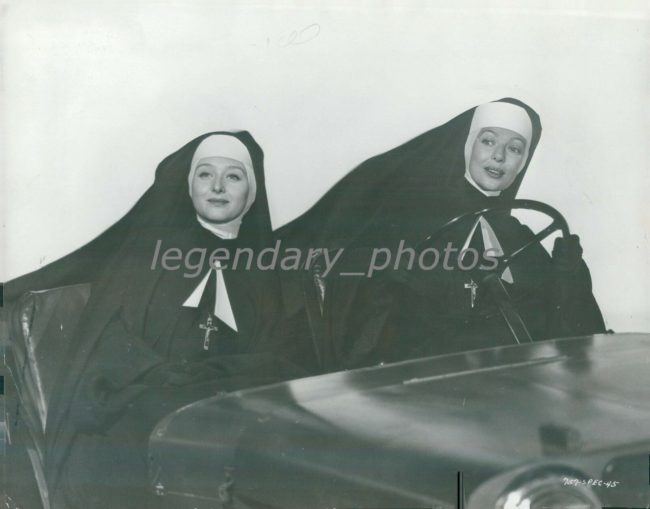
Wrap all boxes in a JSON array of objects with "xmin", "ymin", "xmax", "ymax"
[
  {"xmin": 191, "ymin": 157, "xmax": 250, "ymax": 224},
  {"xmin": 468, "ymin": 127, "xmax": 527, "ymax": 192}
]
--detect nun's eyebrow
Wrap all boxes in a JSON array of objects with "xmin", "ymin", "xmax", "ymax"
[
  {"xmin": 480, "ymin": 129, "xmax": 526, "ymax": 145},
  {"xmin": 196, "ymin": 162, "xmax": 245, "ymax": 172}
]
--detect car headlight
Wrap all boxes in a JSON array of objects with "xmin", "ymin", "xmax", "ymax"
[{"xmin": 495, "ymin": 472, "xmax": 601, "ymax": 509}]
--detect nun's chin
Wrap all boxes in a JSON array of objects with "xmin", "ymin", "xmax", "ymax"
[
  {"xmin": 195, "ymin": 206, "xmax": 245, "ymax": 225},
  {"xmin": 468, "ymin": 166, "xmax": 518, "ymax": 193}
]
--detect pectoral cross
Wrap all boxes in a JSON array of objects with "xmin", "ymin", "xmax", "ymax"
[
  {"xmin": 199, "ymin": 315, "xmax": 218, "ymax": 350},
  {"xmin": 464, "ymin": 279, "xmax": 478, "ymax": 309}
]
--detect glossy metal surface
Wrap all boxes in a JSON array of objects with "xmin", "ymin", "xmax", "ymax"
[{"xmin": 149, "ymin": 333, "xmax": 650, "ymax": 508}]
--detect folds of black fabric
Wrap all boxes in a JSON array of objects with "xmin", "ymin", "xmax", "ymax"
[
  {"xmin": 274, "ymin": 98, "xmax": 604, "ymax": 371},
  {"xmin": 274, "ymin": 99, "xmax": 541, "ymax": 371},
  {"xmin": 4, "ymin": 131, "xmax": 314, "ymax": 508}
]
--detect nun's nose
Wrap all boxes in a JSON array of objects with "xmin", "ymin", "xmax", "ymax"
[
  {"xmin": 492, "ymin": 144, "xmax": 505, "ymax": 162},
  {"xmin": 213, "ymin": 178, "xmax": 225, "ymax": 193}
]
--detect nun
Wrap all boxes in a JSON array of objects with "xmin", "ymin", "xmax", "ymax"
[
  {"xmin": 373, "ymin": 100, "xmax": 607, "ymax": 361},
  {"xmin": 4, "ymin": 132, "xmax": 308, "ymax": 508},
  {"xmin": 276, "ymin": 98, "xmax": 605, "ymax": 369}
]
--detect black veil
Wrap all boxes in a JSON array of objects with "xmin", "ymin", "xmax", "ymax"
[
  {"xmin": 4, "ymin": 131, "xmax": 284, "ymax": 494},
  {"xmin": 5, "ymin": 131, "xmax": 272, "ymax": 303},
  {"xmin": 276, "ymin": 97, "xmax": 542, "ymax": 252},
  {"xmin": 276, "ymin": 98, "xmax": 542, "ymax": 319}
]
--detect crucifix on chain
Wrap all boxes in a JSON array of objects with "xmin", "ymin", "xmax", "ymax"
[
  {"xmin": 199, "ymin": 315, "xmax": 219, "ymax": 350},
  {"xmin": 464, "ymin": 279, "xmax": 478, "ymax": 308}
]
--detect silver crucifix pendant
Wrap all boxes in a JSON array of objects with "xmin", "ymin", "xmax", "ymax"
[
  {"xmin": 199, "ymin": 315, "xmax": 219, "ymax": 350},
  {"xmin": 464, "ymin": 279, "xmax": 478, "ymax": 308}
]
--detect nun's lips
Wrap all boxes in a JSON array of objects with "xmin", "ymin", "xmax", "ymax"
[
  {"xmin": 483, "ymin": 166, "xmax": 505, "ymax": 179},
  {"xmin": 207, "ymin": 198, "xmax": 230, "ymax": 206}
]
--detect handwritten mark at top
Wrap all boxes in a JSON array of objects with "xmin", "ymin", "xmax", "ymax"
[{"xmin": 276, "ymin": 23, "xmax": 321, "ymax": 48}]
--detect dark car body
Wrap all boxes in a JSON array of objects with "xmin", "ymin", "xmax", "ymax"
[{"xmin": 149, "ymin": 333, "xmax": 650, "ymax": 509}]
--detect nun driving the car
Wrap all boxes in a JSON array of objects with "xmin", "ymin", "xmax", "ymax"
[
  {"xmin": 378, "ymin": 100, "xmax": 607, "ymax": 361},
  {"xmin": 276, "ymin": 98, "xmax": 605, "ymax": 369}
]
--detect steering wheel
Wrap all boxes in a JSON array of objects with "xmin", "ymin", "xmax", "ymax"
[
  {"xmin": 415, "ymin": 199, "xmax": 571, "ymax": 344},
  {"xmin": 417, "ymin": 199, "xmax": 570, "ymax": 273}
]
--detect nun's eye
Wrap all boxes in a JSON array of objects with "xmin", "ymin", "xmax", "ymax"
[
  {"xmin": 508, "ymin": 144, "xmax": 523, "ymax": 155},
  {"xmin": 198, "ymin": 171, "xmax": 212, "ymax": 178},
  {"xmin": 226, "ymin": 173, "xmax": 243, "ymax": 182},
  {"xmin": 481, "ymin": 137, "xmax": 495, "ymax": 146}
]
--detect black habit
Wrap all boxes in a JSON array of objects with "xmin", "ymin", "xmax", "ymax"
[
  {"xmin": 276, "ymin": 98, "xmax": 605, "ymax": 371},
  {"xmin": 4, "ymin": 132, "xmax": 310, "ymax": 508},
  {"xmin": 374, "ymin": 177, "xmax": 606, "ymax": 363}
]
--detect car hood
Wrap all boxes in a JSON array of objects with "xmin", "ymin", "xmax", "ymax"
[{"xmin": 149, "ymin": 333, "xmax": 650, "ymax": 508}]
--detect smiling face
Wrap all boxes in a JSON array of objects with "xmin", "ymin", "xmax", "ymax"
[
  {"xmin": 190, "ymin": 156, "xmax": 250, "ymax": 224},
  {"xmin": 468, "ymin": 127, "xmax": 527, "ymax": 192}
]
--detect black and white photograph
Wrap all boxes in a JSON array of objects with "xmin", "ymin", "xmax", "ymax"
[{"xmin": 1, "ymin": 1, "xmax": 649, "ymax": 508}]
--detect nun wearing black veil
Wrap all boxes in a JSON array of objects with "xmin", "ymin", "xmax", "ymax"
[
  {"xmin": 276, "ymin": 98, "xmax": 605, "ymax": 370},
  {"xmin": 3, "ymin": 132, "xmax": 308, "ymax": 508}
]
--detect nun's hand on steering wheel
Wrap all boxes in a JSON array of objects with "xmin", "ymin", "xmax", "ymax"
[{"xmin": 551, "ymin": 234, "xmax": 584, "ymax": 273}]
